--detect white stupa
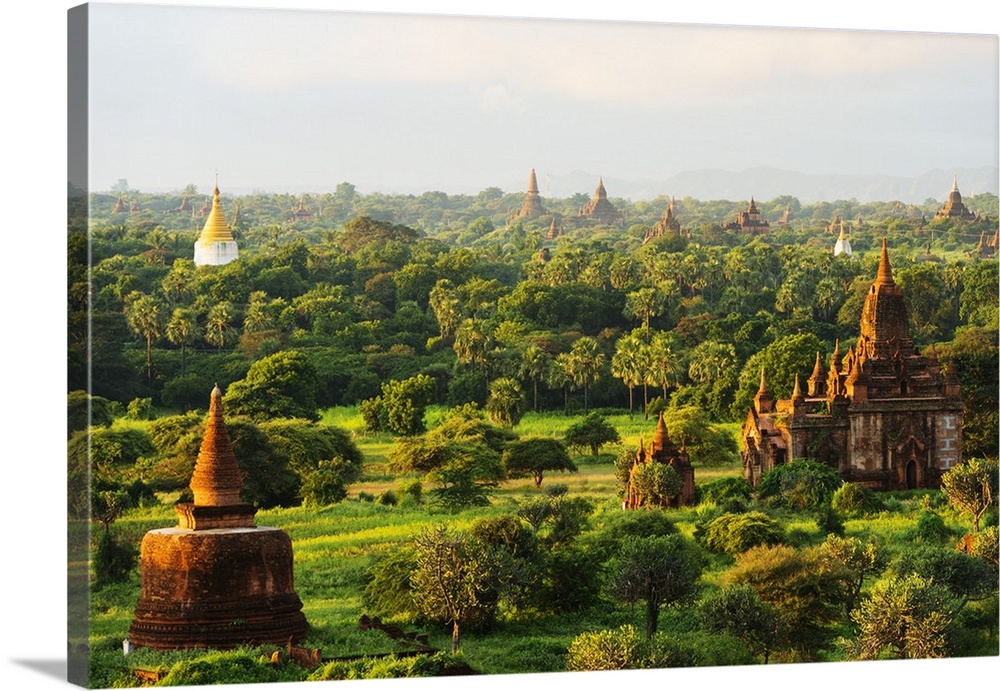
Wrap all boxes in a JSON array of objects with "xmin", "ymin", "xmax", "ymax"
[
  {"xmin": 833, "ymin": 222, "xmax": 853, "ymax": 257},
  {"xmin": 194, "ymin": 181, "xmax": 239, "ymax": 266}
]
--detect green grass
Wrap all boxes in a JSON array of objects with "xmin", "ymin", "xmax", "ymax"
[{"xmin": 87, "ymin": 406, "xmax": 995, "ymax": 685}]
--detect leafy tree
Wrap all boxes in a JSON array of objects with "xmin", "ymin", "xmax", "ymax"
[
  {"xmin": 606, "ymin": 535, "xmax": 702, "ymax": 638},
  {"xmin": 338, "ymin": 215, "xmax": 419, "ymax": 254},
  {"xmin": 363, "ymin": 545, "xmax": 420, "ymax": 623},
  {"xmin": 410, "ymin": 525, "xmax": 500, "ymax": 653},
  {"xmin": 846, "ymin": 574, "xmax": 959, "ymax": 660},
  {"xmin": 631, "ymin": 461, "xmax": 682, "ymax": 509},
  {"xmin": 892, "ymin": 545, "xmax": 998, "ymax": 606},
  {"xmin": 223, "ymin": 350, "xmax": 319, "ymax": 421},
  {"xmin": 563, "ymin": 412, "xmax": 621, "ymax": 456},
  {"xmin": 453, "ymin": 319, "xmax": 488, "ymax": 373},
  {"xmin": 821, "ymin": 535, "xmax": 888, "ymax": 611},
  {"xmin": 428, "ymin": 443, "xmax": 505, "ymax": 509},
  {"xmin": 700, "ymin": 585, "xmax": 785, "ymax": 663},
  {"xmin": 732, "ymin": 333, "xmax": 824, "ymax": 418},
  {"xmin": 503, "ymin": 437, "xmax": 577, "ymax": 487},
  {"xmin": 124, "ymin": 291, "xmax": 165, "ymax": 379},
  {"xmin": 660, "ymin": 405, "xmax": 739, "ymax": 466},
  {"xmin": 727, "ymin": 544, "xmax": 853, "ymax": 656},
  {"xmin": 699, "ymin": 476, "xmax": 752, "ymax": 507},
  {"xmin": 831, "ymin": 482, "xmax": 884, "ymax": 518},
  {"xmin": 941, "ymin": 457, "xmax": 998, "ymax": 533},
  {"xmin": 485, "ymin": 376, "xmax": 524, "ymax": 427},
  {"xmin": 624, "ymin": 287, "xmax": 665, "ymax": 331},
  {"xmin": 380, "ymin": 374, "xmax": 436, "ymax": 435}
]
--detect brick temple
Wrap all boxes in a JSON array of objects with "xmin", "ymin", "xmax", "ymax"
[
  {"xmin": 578, "ymin": 177, "xmax": 622, "ymax": 223},
  {"xmin": 127, "ymin": 386, "xmax": 308, "ymax": 650},
  {"xmin": 517, "ymin": 168, "xmax": 546, "ymax": 219},
  {"xmin": 741, "ymin": 239, "xmax": 964, "ymax": 490},
  {"xmin": 623, "ymin": 412, "xmax": 696, "ymax": 508}
]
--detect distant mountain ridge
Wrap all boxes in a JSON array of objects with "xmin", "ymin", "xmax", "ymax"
[{"xmin": 528, "ymin": 166, "xmax": 999, "ymax": 205}]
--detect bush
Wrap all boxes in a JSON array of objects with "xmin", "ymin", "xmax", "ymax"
[
  {"xmin": 704, "ymin": 511, "xmax": 785, "ymax": 554},
  {"xmin": 539, "ymin": 545, "xmax": 603, "ymax": 613},
  {"xmin": 158, "ymin": 651, "xmax": 295, "ymax": 686},
  {"xmin": 359, "ymin": 491, "xmax": 376, "ymax": 503},
  {"xmin": 700, "ymin": 476, "xmax": 752, "ymax": 506},
  {"xmin": 814, "ymin": 505, "xmax": 845, "ymax": 537},
  {"xmin": 756, "ymin": 459, "xmax": 843, "ymax": 511},
  {"xmin": 378, "ymin": 490, "xmax": 398, "ymax": 506},
  {"xmin": 913, "ymin": 510, "xmax": 953, "ymax": 544},
  {"xmin": 298, "ymin": 459, "xmax": 351, "ymax": 506},
  {"xmin": 362, "ymin": 545, "xmax": 420, "ymax": 622},
  {"xmin": 585, "ymin": 509, "xmax": 678, "ymax": 562},
  {"xmin": 126, "ymin": 397, "xmax": 153, "ymax": 420},
  {"xmin": 398, "ymin": 479, "xmax": 423, "ymax": 505},
  {"xmin": 446, "ymin": 370, "xmax": 488, "ymax": 407},
  {"xmin": 831, "ymin": 482, "xmax": 883, "ymax": 518},
  {"xmin": 67, "ymin": 390, "xmax": 115, "ymax": 435},
  {"xmin": 93, "ymin": 530, "xmax": 137, "ymax": 588},
  {"xmin": 161, "ymin": 373, "xmax": 213, "ymax": 411},
  {"xmin": 566, "ymin": 625, "xmax": 642, "ymax": 671}
]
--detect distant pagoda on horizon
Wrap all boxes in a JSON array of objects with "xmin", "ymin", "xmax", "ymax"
[
  {"xmin": 194, "ymin": 178, "xmax": 239, "ymax": 266},
  {"xmin": 578, "ymin": 177, "xmax": 622, "ymax": 224},
  {"xmin": 934, "ymin": 174, "xmax": 978, "ymax": 221},
  {"xmin": 517, "ymin": 168, "xmax": 546, "ymax": 218}
]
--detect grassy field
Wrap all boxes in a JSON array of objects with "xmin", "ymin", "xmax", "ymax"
[{"xmin": 86, "ymin": 406, "xmax": 994, "ymax": 686}]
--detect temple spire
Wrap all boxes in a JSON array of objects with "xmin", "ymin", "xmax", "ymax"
[
  {"xmin": 528, "ymin": 168, "xmax": 539, "ymax": 194},
  {"xmin": 792, "ymin": 373, "xmax": 804, "ymax": 399},
  {"xmin": 757, "ymin": 366, "xmax": 770, "ymax": 395},
  {"xmin": 188, "ymin": 386, "xmax": 244, "ymax": 507},
  {"xmin": 875, "ymin": 238, "xmax": 894, "ymax": 286}
]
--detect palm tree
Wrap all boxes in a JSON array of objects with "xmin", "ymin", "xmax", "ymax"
[
  {"xmin": 519, "ymin": 345, "xmax": 550, "ymax": 412},
  {"xmin": 243, "ymin": 291, "xmax": 272, "ymax": 334},
  {"xmin": 647, "ymin": 331, "xmax": 680, "ymax": 403},
  {"xmin": 625, "ymin": 287, "xmax": 665, "ymax": 331},
  {"xmin": 485, "ymin": 377, "xmax": 525, "ymax": 427},
  {"xmin": 204, "ymin": 302, "xmax": 235, "ymax": 351},
  {"xmin": 125, "ymin": 291, "xmax": 164, "ymax": 380},
  {"xmin": 165, "ymin": 308, "xmax": 200, "ymax": 374},
  {"xmin": 453, "ymin": 319, "xmax": 488, "ymax": 373},
  {"xmin": 566, "ymin": 336, "xmax": 605, "ymax": 413},
  {"xmin": 548, "ymin": 353, "xmax": 574, "ymax": 416},
  {"xmin": 612, "ymin": 334, "xmax": 645, "ymax": 417},
  {"xmin": 161, "ymin": 258, "xmax": 196, "ymax": 305}
]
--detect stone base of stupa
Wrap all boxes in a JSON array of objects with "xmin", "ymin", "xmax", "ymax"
[{"xmin": 127, "ymin": 526, "xmax": 307, "ymax": 650}]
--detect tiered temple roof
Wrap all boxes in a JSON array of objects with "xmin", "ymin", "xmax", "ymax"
[
  {"xmin": 934, "ymin": 175, "xmax": 977, "ymax": 221},
  {"xmin": 724, "ymin": 197, "xmax": 770, "ymax": 235},
  {"xmin": 578, "ymin": 177, "xmax": 622, "ymax": 223}
]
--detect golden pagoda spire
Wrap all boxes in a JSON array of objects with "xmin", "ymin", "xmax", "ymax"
[
  {"xmin": 875, "ymin": 238, "xmax": 894, "ymax": 286},
  {"xmin": 757, "ymin": 366, "xmax": 769, "ymax": 395},
  {"xmin": 197, "ymin": 181, "xmax": 236, "ymax": 244},
  {"xmin": 188, "ymin": 385, "xmax": 244, "ymax": 507},
  {"xmin": 792, "ymin": 373, "xmax": 804, "ymax": 400},
  {"xmin": 810, "ymin": 351, "xmax": 824, "ymax": 380}
]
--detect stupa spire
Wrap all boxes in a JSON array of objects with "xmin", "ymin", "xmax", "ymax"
[
  {"xmin": 528, "ymin": 168, "xmax": 539, "ymax": 194},
  {"xmin": 875, "ymin": 238, "xmax": 894, "ymax": 286},
  {"xmin": 188, "ymin": 385, "xmax": 244, "ymax": 507}
]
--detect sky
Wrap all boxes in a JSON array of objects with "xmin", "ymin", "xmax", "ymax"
[
  {"xmin": 1, "ymin": 3, "xmax": 999, "ymax": 691},
  {"xmin": 83, "ymin": 1, "xmax": 999, "ymax": 196}
]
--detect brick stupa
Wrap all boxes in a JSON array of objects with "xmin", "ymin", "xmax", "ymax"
[{"xmin": 128, "ymin": 386, "xmax": 307, "ymax": 650}]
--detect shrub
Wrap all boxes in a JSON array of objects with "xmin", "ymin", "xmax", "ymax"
[
  {"xmin": 539, "ymin": 545, "xmax": 603, "ymax": 613},
  {"xmin": 585, "ymin": 509, "xmax": 678, "ymax": 562},
  {"xmin": 362, "ymin": 545, "xmax": 420, "ymax": 622},
  {"xmin": 359, "ymin": 491, "xmax": 375, "ymax": 503},
  {"xmin": 913, "ymin": 510, "xmax": 953, "ymax": 544},
  {"xmin": 831, "ymin": 482, "xmax": 883, "ymax": 518},
  {"xmin": 377, "ymin": 490, "xmax": 398, "ymax": 506},
  {"xmin": 398, "ymin": 479, "xmax": 423, "ymax": 505},
  {"xmin": 704, "ymin": 511, "xmax": 785, "ymax": 554},
  {"xmin": 756, "ymin": 459, "xmax": 843, "ymax": 511},
  {"xmin": 126, "ymin": 397, "xmax": 153, "ymax": 420},
  {"xmin": 158, "ymin": 651, "xmax": 295, "ymax": 686},
  {"xmin": 93, "ymin": 530, "xmax": 137, "ymax": 588},
  {"xmin": 566, "ymin": 625, "xmax": 642, "ymax": 671},
  {"xmin": 700, "ymin": 476, "xmax": 752, "ymax": 506},
  {"xmin": 161, "ymin": 373, "xmax": 213, "ymax": 411},
  {"xmin": 298, "ymin": 459, "xmax": 351, "ymax": 506},
  {"xmin": 67, "ymin": 390, "xmax": 114, "ymax": 435},
  {"xmin": 814, "ymin": 505, "xmax": 845, "ymax": 537}
]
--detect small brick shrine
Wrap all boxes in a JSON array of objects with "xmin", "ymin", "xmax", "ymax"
[{"xmin": 127, "ymin": 386, "xmax": 308, "ymax": 650}]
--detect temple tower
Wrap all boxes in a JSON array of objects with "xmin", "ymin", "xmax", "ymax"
[
  {"xmin": 934, "ymin": 174, "xmax": 977, "ymax": 221},
  {"xmin": 128, "ymin": 386, "xmax": 307, "ymax": 650},
  {"xmin": 194, "ymin": 180, "xmax": 239, "ymax": 266},
  {"xmin": 518, "ymin": 168, "xmax": 546, "ymax": 218},
  {"xmin": 833, "ymin": 222, "xmax": 853, "ymax": 257},
  {"xmin": 578, "ymin": 177, "xmax": 622, "ymax": 223}
]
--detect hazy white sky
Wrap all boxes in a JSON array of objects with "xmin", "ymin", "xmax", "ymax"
[{"xmin": 84, "ymin": 2, "xmax": 997, "ymax": 195}]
